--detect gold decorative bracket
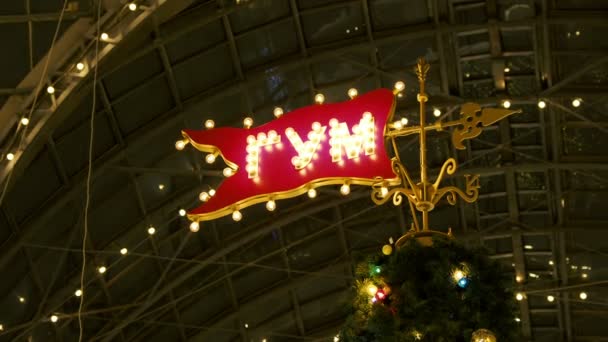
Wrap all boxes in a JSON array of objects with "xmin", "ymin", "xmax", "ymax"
[{"xmin": 372, "ymin": 58, "xmax": 519, "ymax": 238}]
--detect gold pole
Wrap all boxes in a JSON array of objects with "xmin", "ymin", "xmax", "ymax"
[{"xmin": 416, "ymin": 58, "xmax": 430, "ymax": 231}]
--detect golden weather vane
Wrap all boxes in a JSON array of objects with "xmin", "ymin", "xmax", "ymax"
[{"xmin": 372, "ymin": 58, "xmax": 521, "ymax": 246}]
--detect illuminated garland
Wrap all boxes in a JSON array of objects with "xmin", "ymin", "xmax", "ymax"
[{"xmin": 338, "ymin": 237, "xmax": 519, "ymax": 341}]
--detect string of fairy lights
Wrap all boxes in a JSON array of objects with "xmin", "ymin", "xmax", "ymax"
[
  {"xmin": 1, "ymin": 82, "xmax": 601, "ymax": 341},
  {"xmin": 0, "ymin": 1, "xmax": 149, "ymax": 205},
  {"xmin": 0, "ymin": 2, "xmax": 604, "ymax": 340}
]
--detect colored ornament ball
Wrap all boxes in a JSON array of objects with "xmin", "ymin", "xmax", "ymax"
[
  {"xmin": 382, "ymin": 244, "xmax": 393, "ymax": 255},
  {"xmin": 457, "ymin": 277, "xmax": 469, "ymax": 289}
]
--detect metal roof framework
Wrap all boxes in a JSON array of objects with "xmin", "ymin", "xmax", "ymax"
[{"xmin": 0, "ymin": 0, "xmax": 607, "ymax": 341}]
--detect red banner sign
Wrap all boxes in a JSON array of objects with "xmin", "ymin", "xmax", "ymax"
[{"xmin": 182, "ymin": 88, "xmax": 398, "ymax": 221}]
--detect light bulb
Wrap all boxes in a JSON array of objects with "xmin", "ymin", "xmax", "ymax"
[
  {"xmin": 6, "ymin": 153, "xmax": 14, "ymax": 161},
  {"xmin": 175, "ymin": 140, "xmax": 186, "ymax": 150},
  {"xmin": 547, "ymin": 295, "xmax": 555, "ymax": 302},
  {"xmin": 50, "ymin": 315, "xmax": 58, "ymax": 323},
  {"xmin": 400, "ymin": 118, "xmax": 408, "ymax": 125},
  {"xmin": 47, "ymin": 86, "xmax": 55, "ymax": 94},
  {"xmin": 204, "ymin": 119, "xmax": 215, "ymax": 129},
  {"xmin": 147, "ymin": 226, "xmax": 156, "ymax": 235},
  {"xmin": 20, "ymin": 117, "xmax": 29, "ymax": 125},
  {"xmin": 75, "ymin": 289, "xmax": 82, "ymax": 297},
  {"xmin": 190, "ymin": 221, "xmax": 200, "ymax": 232},
  {"xmin": 504, "ymin": 67, "xmax": 510, "ymax": 73},
  {"xmin": 502, "ymin": 100, "xmax": 511, "ymax": 108},
  {"xmin": 158, "ymin": 184, "xmax": 165, "ymax": 190},
  {"xmin": 393, "ymin": 120, "xmax": 403, "ymax": 129},
  {"xmin": 243, "ymin": 117, "xmax": 253, "ymax": 128},
  {"xmin": 223, "ymin": 168, "xmax": 233, "ymax": 177},
  {"xmin": 209, "ymin": 189, "xmax": 216, "ymax": 196},
  {"xmin": 120, "ymin": 248, "xmax": 128, "ymax": 255},
  {"xmin": 347, "ymin": 88, "xmax": 358, "ymax": 99},
  {"xmin": 367, "ymin": 284, "xmax": 378, "ymax": 296},
  {"xmin": 199, "ymin": 192, "xmax": 210, "ymax": 202},
  {"xmin": 0, "ymin": 324, "xmax": 4, "ymax": 331},
  {"xmin": 266, "ymin": 200, "xmax": 276, "ymax": 211},
  {"xmin": 205, "ymin": 154, "xmax": 216, "ymax": 164},
  {"xmin": 538, "ymin": 100, "xmax": 546, "ymax": 109},
  {"xmin": 76, "ymin": 62, "xmax": 85, "ymax": 71},
  {"xmin": 515, "ymin": 317, "xmax": 521, "ymax": 322},
  {"xmin": 18, "ymin": 296, "xmax": 25, "ymax": 303},
  {"xmin": 380, "ymin": 187, "xmax": 388, "ymax": 197},
  {"xmin": 273, "ymin": 107, "xmax": 283, "ymax": 118},
  {"xmin": 340, "ymin": 184, "xmax": 350, "ymax": 195},
  {"xmin": 314, "ymin": 93, "xmax": 325, "ymax": 104},
  {"xmin": 394, "ymin": 81, "xmax": 405, "ymax": 91},
  {"xmin": 232, "ymin": 210, "xmax": 242, "ymax": 221},
  {"xmin": 515, "ymin": 293, "xmax": 524, "ymax": 301},
  {"xmin": 452, "ymin": 270, "xmax": 465, "ymax": 282},
  {"xmin": 579, "ymin": 292, "xmax": 587, "ymax": 300},
  {"xmin": 433, "ymin": 108, "xmax": 441, "ymax": 117},
  {"xmin": 98, "ymin": 266, "xmax": 107, "ymax": 274},
  {"xmin": 128, "ymin": 3, "xmax": 137, "ymax": 11},
  {"xmin": 179, "ymin": 209, "xmax": 186, "ymax": 216},
  {"xmin": 572, "ymin": 98, "xmax": 581, "ymax": 107},
  {"xmin": 307, "ymin": 188, "xmax": 317, "ymax": 198},
  {"xmin": 100, "ymin": 32, "xmax": 109, "ymax": 41}
]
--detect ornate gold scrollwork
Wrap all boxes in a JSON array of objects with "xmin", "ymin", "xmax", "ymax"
[{"xmin": 374, "ymin": 58, "xmax": 516, "ymax": 239}]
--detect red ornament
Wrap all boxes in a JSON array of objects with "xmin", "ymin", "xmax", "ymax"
[{"xmin": 376, "ymin": 289, "xmax": 386, "ymax": 300}]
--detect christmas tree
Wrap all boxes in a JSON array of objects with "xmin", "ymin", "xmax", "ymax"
[{"xmin": 338, "ymin": 234, "xmax": 518, "ymax": 341}]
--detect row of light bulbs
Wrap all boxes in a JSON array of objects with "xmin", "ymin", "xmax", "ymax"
[
  {"xmin": 515, "ymin": 291, "xmax": 588, "ymax": 302},
  {"xmin": 188, "ymin": 181, "xmax": 390, "ymax": 231},
  {"xmin": 186, "ymin": 83, "xmax": 403, "ymax": 135},
  {"xmin": 2, "ymin": 2, "xmax": 150, "ymax": 165}
]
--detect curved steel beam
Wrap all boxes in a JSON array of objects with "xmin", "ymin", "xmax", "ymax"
[{"xmin": 94, "ymin": 191, "xmax": 369, "ymax": 342}]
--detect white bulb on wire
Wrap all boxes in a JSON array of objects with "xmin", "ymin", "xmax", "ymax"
[
  {"xmin": 273, "ymin": 107, "xmax": 283, "ymax": 118},
  {"xmin": 232, "ymin": 210, "xmax": 242, "ymax": 221},
  {"xmin": 75, "ymin": 289, "xmax": 82, "ymax": 297},
  {"xmin": 179, "ymin": 209, "xmax": 186, "ymax": 217},
  {"xmin": 76, "ymin": 62, "xmax": 85, "ymax": 71},
  {"xmin": 348, "ymin": 88, "xmax": 358, "ymax": 99},
  {"xmin": 394, "ymin": 81, "xmax": 405, "ymax": 92},
  {"xmin": 98, "ymin": 266, "xmax": 107, "ymax": 274},
  {"xmin": 6, "ymin": 153, "xmax": 14, "ymax": 161},
  {"xmin": 314, "ymin": 94, "xmax": 325, "ymax": 104},
  {"xmin": 128, "ymin": 3, "xmax": 137, "ymax": 11},
  {"xmin": 433, "ymin": 108, "xmax": 441, "ymax": 117},
  {"xmin": 538, "ymin": 100, "xmax": 546, "ymax": 109},
  {"xmin": 50, "ymin": 315, "xmax": 58, "ymax": 323},
  {"xmin": 205, "ymin": 154, "xmax": 216, "ymax": 164},
  {"xmin": 147, "ymin": 226, "xmax": 156, "ymax": 235},
  {"xmin": 120, "ymin": 248, "xmax": 128, "ymax": 255},
  {"xmin": 243, "ymin": 117, "xmax": 253, "ymax": 128},
  {"xmin": 307, "ymin": 188, "xmax": 317, "ymax": 198},
  {"xmin": 572, "ymin": 98, "xmax": 582, "ymax": 107},
  {"xmin": 340, "ymin": 184, "xmax": 350, "ymax": 195},
  {"xmin": 503, "ymin": 100, "xmax": 511, "ymax": 109},
  {"xmin": 190, "ymin": 221, "xmax": 200, "ymax": 232},
  {"xmin": 20, "ymin": 117, "xmax": 29, "ymax": 125},
  {"xmin": 100, "ymin": 32, "xmax": 109, "ymax": 41},
  {"xmin": 175, "ymin": 140, "xmax": 186, "ymax": 150},
  {"xmin": 223, "ymin": 168, "xmax": 234, "ymax": 177},
  {"xmin": 266, "ymin": 200, "xmax": 276, "ymax": 212},
  {"xmin": 47, "ymin": 86, "xmax": 55, "ymax": 94},
  {"xmin": 204, "ymin": 119, "xmax": 215, "ymax": 129}
]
